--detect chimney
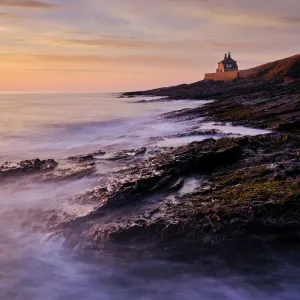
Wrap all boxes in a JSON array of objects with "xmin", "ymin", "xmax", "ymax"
[
  {"xmin": 228, "ymin": 52, "xmax": 231, "ymax": 58},
  {"xmin": 224, "ymin": 53, "xmax": 228, "ymax": 59}
]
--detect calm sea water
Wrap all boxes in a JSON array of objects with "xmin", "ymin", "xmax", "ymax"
[
  {"xmin": 0, "ymin": 93, "xmax": 210, "ymax": 162},
  {"xmin": 0, "ymin": 93, "xmax": 299, "ymax": 300}
]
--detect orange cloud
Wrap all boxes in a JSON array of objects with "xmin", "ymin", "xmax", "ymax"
[
  {"xmin": 45, "ymin": 37, "xmax": 155, "ymax": 49},
  {"xmin": 0, "ymin": 0, "xmax": 59, "ymax": 9},
  {"xmin": 0, "ymin": 12, "xmax": 23, "ymax": 18}
]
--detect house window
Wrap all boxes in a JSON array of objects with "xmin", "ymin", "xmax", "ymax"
[{"xmin": 226, "ymin": 64, "xmax": 232, "ymax": 68}]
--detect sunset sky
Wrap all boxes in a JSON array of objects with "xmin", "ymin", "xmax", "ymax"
[{"xmin": 0, "ymin": 0, "xmax": 299, "ymax": 92}]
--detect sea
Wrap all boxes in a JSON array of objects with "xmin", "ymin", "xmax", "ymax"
[{"xmin": 0, "ymin": 92, "xmax": 299, "ymax": 300}]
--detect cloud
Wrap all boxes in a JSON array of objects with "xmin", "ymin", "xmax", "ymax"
[
  {"xmin": 23, "ymin": 67, "xmax": 114, "ymax": 73},
  {"xmin": 0, "ymin": 52, "xmax": 199, "ymax": 69},
  {"xmin": 204, "ymin": 41, "xmax": 263, "ymax": 51},
  {"xmin": 0, "ymin": 12, "xmax": 22, "ymax": 19},
  {"xmin": 281, "ymin": 16, "xmax": 300, "ymax": 25},
  {"xmin": 1, "ymin": 0, "xmax": 299, "ymax": 92},
  {"xmin": 37, "ymin": 35, "xmax": 266, "ymax": 55},
  {"xmin": 170, "ymin": 1, "xmax": 300, "ymax": 29},
  {"xmin": 0, "ymin": 0, "xmax": 59, "ymax": 9},
  {"xmin": 45, "ymin": 36, "xmax": 156, "ymax": 49}
]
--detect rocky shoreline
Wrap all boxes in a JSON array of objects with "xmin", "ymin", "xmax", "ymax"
[
  {"xmin": 1, "ymin": 55, "xmax": 300, "ymax": 256},
  {"xmin": 3, "ymin": 118, "xmax": 299, "ymax": 254},
  {"xmin": 106, "ymin": 55, "xmax": 300, "ymax": 251},
  {"xmin": 59, "ymin": 133, "xmax": 299, "ymax": 253}
]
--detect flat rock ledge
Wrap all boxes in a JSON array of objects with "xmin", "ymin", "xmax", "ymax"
[{"xmin": 63, "ymin": 133, "xmax": 300, "ymax": 251}]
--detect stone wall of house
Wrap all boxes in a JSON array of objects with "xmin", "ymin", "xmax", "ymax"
[{"xmin": 204, "ymin": 71, "xmax": 239, "ymax": 81}]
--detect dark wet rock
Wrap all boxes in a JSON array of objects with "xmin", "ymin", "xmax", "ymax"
[
  {"xmin": 62, "ymin": 137, "xmax": 244, "ymax": 244},
  {"xmin": 67, "ymin": 154, "xmax": 95, "ymax": 163},
  {"xmin": 169, "ymin": 177, "xmax": 184, "ymax": 191},
  {"xmin": 47, "ymin": 147, "xmax": 148, "ymax": 182},
  {"xmin": 161, "ymin": 83, "xmax": 300, "ymax": 130},
  {"xmin": 91, "ymin": 150, "xmax": 106, "ymax": 156},
  {"xmin": 61, "ymin": 134, "xmax": 300, "ymax": 250},
  {"xmin": 120, "ymin": 94, "xmax": 135, "ymax": 98},
  {"xmin": 67, "ymin": 149, "xmax": 106, "ymax": 162},
  {"xmin": 132, "ymin": 97, "xmax": 169, "ymax": 103},
  {"xmin": 0, "ymin": 158, "xmax": 58, "ymax": 178},
  {"xmin": 95, "ymin": 147, "xmax": 147, "ymax": 161},
  {"xmin": 41, "ymin": 162, "xmax": 96, "ymax": 181},
  {"xmin": 168, "ymin": 129, "xmax": 222, "ymax": 139},
  {"xmin": 274, "ymin": 120, "xmax": 300, "ymax": 131},
  {"xmin": 0, "ymin": 155, "xmax": 98, "ymax": 182},
  {"xmin": 68, "ymin": 138, "xmax": 241, "ymax": 212}
]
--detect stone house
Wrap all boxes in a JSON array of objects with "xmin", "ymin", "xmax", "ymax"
[
  {"xmin": 205, "ymin": 52, "xmax": 240, "ymax": 81},
  {"xmin": 217, "ymin": 52, "xmax": 239, "ymax": 73}
]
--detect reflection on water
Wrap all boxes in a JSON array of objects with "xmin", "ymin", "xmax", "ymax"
[{"xmin": 0, "ymin": 93, "xmax": 298, "ymax": 300}]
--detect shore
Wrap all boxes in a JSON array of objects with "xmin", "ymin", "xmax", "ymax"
[
  {"xmin": 101, "ymin": 55, "xmax": 300, "ymax": 251},
  {"xmin": 1, "ymin": 55, "xmax": 300, "ymax": 256}
]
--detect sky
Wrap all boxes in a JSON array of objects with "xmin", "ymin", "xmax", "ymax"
[{"xmin": 0, "ymin": 0, "xmax": 299, "ymax": 92}]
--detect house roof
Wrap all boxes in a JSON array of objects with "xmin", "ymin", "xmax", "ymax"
[{"xmin": 219, "ymin": 57, "xmax": 238, "ymax": 68}]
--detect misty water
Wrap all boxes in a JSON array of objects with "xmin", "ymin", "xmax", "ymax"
[{"xmin": 0, "ymin": 93, "xmax": 299, "ymax": 300}]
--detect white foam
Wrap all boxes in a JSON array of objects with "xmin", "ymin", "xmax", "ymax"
[
  {"xmin": 199, "ymin": 122, "xmax": 271, "ymax": 136},
  {"xmin": 152, "ymin": 122, "xmax": 271, "ymax": 147}
]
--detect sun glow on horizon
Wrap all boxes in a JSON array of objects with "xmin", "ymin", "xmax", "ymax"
[{"xmin": 0, "ymin": 0, "xmax": 299, "ymax": 92}]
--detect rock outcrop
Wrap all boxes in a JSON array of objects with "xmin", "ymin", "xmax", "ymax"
[
  {"xmin": 62, "ymin": 54, "xmax": 300, "ymax": 251},
  {"xmin": 62, "ymin": 134, "xmax": 300, "ymax": 252},
  {"xmin": 0, "ymin": 158, "xmax": 58, "ymax": 178},
  {"xmin": 123, "ymin": 54, "xmax": 300, "ymax": 99}
]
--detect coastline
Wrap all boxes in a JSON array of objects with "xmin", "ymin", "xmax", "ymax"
[
  {"xmin": 96, "ymin": 55, "xmax": 300, "ymax": 250},
  {"xmin": 1, "ymin": 90, "xmax": 300, "ymax": 254},
  {"xmin": 1, "ymin": 54, "xmax": 300, "ymax": 257}
]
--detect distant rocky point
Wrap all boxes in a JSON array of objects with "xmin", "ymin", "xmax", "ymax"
[{"xmin": 123, "ymin": 54, "xmax": 300, "ymax": 99}]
